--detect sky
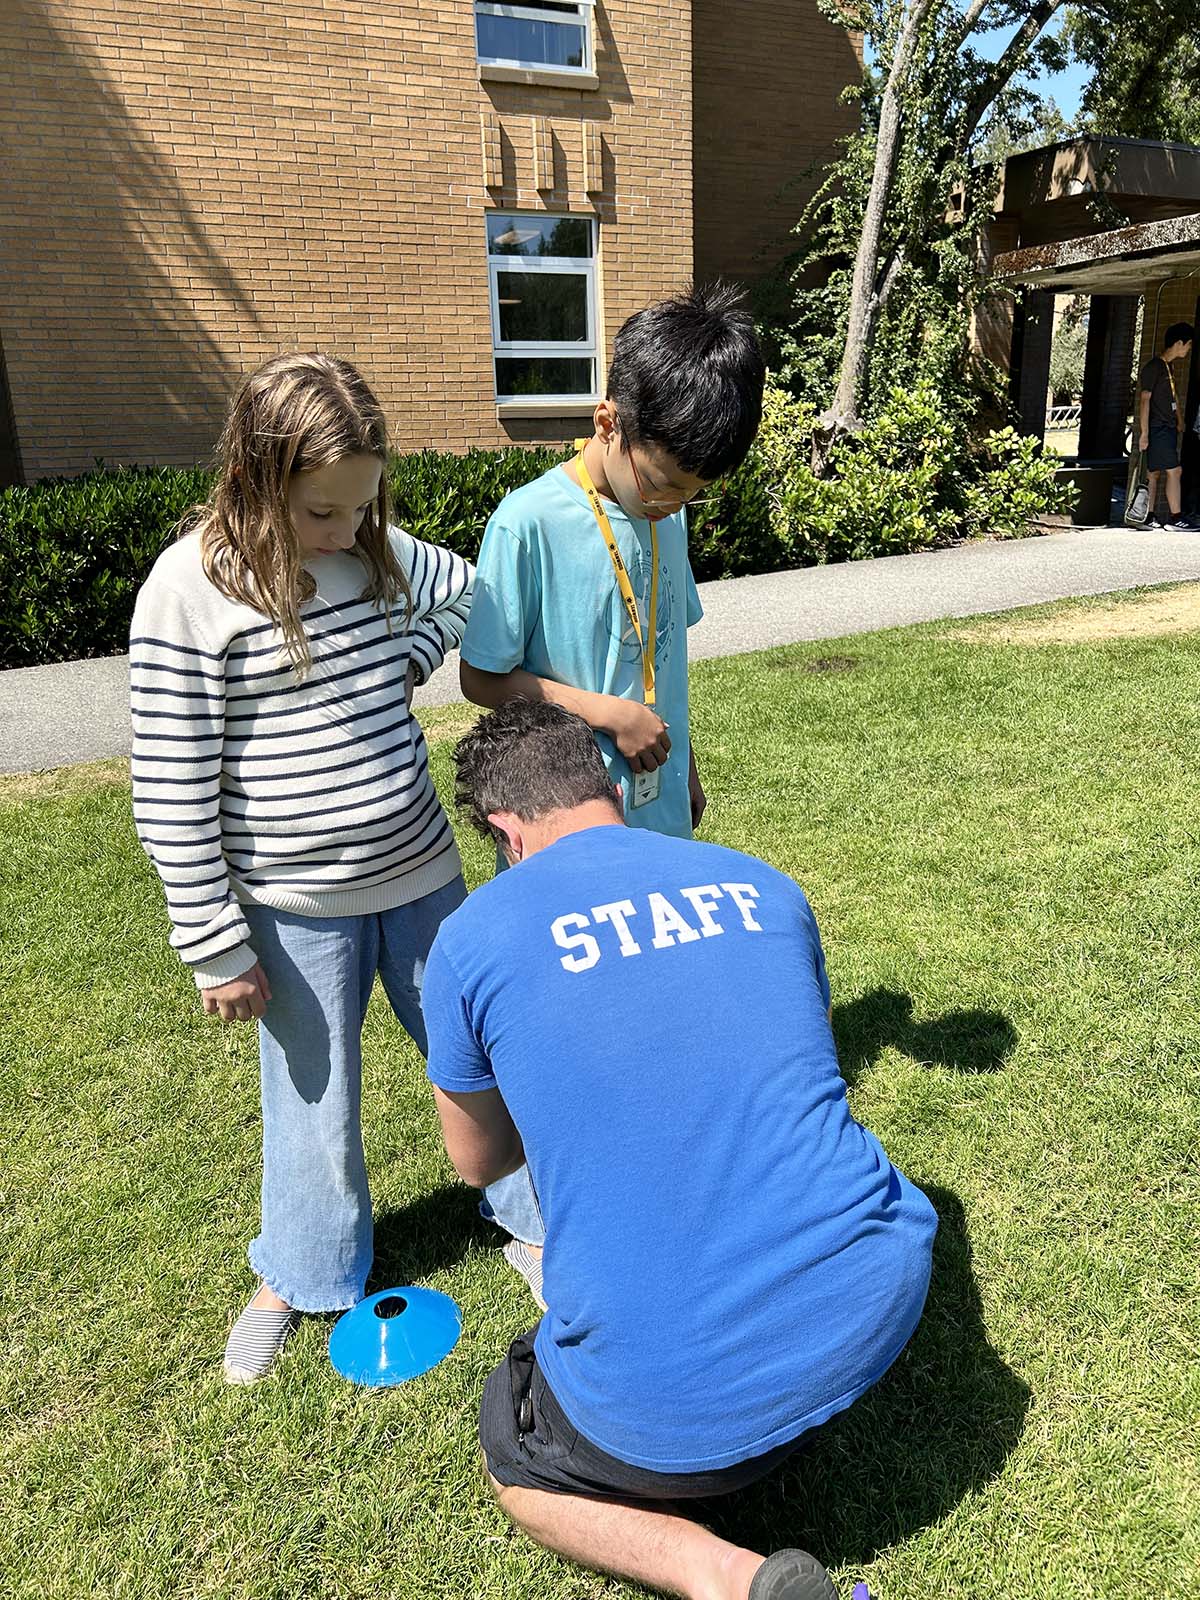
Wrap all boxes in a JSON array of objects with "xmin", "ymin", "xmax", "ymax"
[
  {"xmin": 864, "ymin": 17, "xmax": 1092, "ymax": 123},
  {"xmin": 972, "ymin": 24, "xmax": 1090, "ymax": 121}
]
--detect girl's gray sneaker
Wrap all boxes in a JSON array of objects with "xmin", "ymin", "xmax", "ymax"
[
  {"xmin": 502, "ymin": 1238, "xmax": 547, "ymax": 1311},
  {"xmin": 222, "ymin": 1301, "xmax": 302, "ymax": 1384}
]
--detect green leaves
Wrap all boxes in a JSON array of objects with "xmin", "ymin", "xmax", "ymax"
[
  {"xmin": 0, "ymin": 464, "xmax": 211, "ymax": 669},
  {"xmin": 0, "ymin": 450, "xmax": 570, "ymax": 669},
  {"xmin": 1, "ymin": 410, "xmax": 1069, "ymax": 670},
  {"xmin": 387, "ymin": 444, "xmax": 570, "ymax": 555},
  {"xmin": 691, "ymin": 375, "xmax": 1073, "ymax": 576}
]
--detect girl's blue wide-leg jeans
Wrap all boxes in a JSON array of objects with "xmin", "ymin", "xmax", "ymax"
[{"xmin": 241, "ymin": 877, "xmax": 466, "ymax": 1312}]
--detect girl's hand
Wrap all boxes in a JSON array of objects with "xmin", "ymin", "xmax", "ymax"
[{"xmin": 202, "ymin": 963, "xmax": 272, "ymax": 1023}]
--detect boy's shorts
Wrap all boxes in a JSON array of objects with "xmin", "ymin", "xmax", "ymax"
[
  {"xmin": 479, "ymin": 1329, "xmax": 811, "ymax": 1501},
  {"xmin": 1148, "ymin": 426, "xmax": 1180, "ymax": 472}
]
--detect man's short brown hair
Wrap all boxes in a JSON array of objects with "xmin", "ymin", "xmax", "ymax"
[{"xmin": 453, "ymin": 700, "xmax": 619, "ymax": 845}]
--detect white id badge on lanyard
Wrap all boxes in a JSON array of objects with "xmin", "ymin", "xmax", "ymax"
[{"xmin": 631, "ymin": 767, "xmax": 661, "ymax": 808}]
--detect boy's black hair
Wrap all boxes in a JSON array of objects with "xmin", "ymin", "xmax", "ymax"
[
  {"xmin": 606, "ymin": 282, "xmax": 766, "ymax": 480},
  {"xmin": 1163, "ymin": 322, "xmax": 1194, "ymax": 350},
  {"xmin": 453, "ymin": 699, "xmax": 619, "ymax": 845}
]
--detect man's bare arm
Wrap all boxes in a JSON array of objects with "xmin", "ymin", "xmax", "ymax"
[{"xmin": 432, "ymin": 1085, "xmax": 525, "ymax": 1190}]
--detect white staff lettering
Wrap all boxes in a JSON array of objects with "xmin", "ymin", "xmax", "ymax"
[
  {"xmin": 678, "ymin": 883, "xmax": 725, "ymax": 937},
  {"xmin": 721, "ymin": 882, "xmax": 762, "ymax": 931},
  {"xmin": 551, "ymin": 883, "xmax": 764, "ymax": 972},
  {"xmin": 591, "ymin": 899, "xmax": 642, "ymax": 956},
  {"xmin": 551, "ymin": 912, "xmax": 601, "ymax": 973}
]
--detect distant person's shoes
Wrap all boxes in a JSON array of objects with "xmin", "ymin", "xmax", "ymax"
[
  {"xmin": 1143, "ymin": 515, "xmax": 1165, "ymax": 529},
  {"xmin": 748, "ymin": 1548, "xmax": 838, "ymax": 1599}
]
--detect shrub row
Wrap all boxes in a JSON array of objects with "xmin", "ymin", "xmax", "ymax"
[
  {"xmin": 0, "ymin": 391, "xmax": 1072, "ymax": 669},
  {"xmin": 0, "ymin": 466, "xmax": 214, "ymax": 672},
  {"xmin": 0, "ymin": 450, "xmax": 566, "ymax": 670}
]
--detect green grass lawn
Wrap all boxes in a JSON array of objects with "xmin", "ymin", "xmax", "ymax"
[{"xmin": 4, "ymin": 594, "xmax": 1199, "ymax": 1599}]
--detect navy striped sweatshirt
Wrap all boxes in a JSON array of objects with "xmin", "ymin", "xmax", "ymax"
[{"xmin": 130, "ymin": 528, "xmax": 473, "ymax": 988}]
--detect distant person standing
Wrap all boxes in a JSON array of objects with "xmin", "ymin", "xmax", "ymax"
[{"xmin": 1138, "ymin": 322, "xmax": 1194, "ymax": 528}]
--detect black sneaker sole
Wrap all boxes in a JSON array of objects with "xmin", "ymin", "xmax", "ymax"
[{"xmin": 748, "ymin": 1547, "xmax": 838, "ymax": 1600}]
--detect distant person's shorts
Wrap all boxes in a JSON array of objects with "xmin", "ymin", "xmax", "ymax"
[
  {"xmin": 1147, "ymin": 426, "xmax": 1180, "ymax": 472},
  {"xmin": 479, "ymin": 1328, "xmax": 812, "ymax": 1500}
]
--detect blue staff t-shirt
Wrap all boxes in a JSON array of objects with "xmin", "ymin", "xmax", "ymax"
[
  {"xmin": 460, "ymin": 464, "xmax": 703, "ymax": 839},
  {"xmin": 424, "ymin": 826, "xmax": 938, "ymax": 1474}
]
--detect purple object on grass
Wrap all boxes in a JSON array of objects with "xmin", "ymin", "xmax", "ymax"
[{"xmin": 852, "ymin": 1585, "xmax": 872, "ymax": 1600}]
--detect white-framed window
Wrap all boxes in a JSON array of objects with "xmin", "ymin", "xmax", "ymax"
[
  {"xmin": 487, "ymin": 213, "xmax": 598, "ymax": 403},
  {"xmin": 475, "ymin": 1, "xmax": 594, "ymax": 75}
]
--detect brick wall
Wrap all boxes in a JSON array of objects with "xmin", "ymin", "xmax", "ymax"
[
  {"xmin": 1137, "ymin": 276, "xmax": 1200, "ymax": 417},
  {"xmin": 691, "ymin": 0, "xmax": 860, "ymax": 286},
  {"xmin": 1, "ymin": 0, "xmax": 694, "ymax": 479}
]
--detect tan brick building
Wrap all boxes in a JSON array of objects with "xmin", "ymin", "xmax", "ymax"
[{"xmin": 0, "ymin": 0, "xmax": 859, "ymax": 483}]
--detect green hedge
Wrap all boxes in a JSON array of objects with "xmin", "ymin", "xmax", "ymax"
[
  {"xmin": 0, "ymin": 450, "xmax": 568, "ymax": 670},
  {"xmin": 0, "ymin": 400, "xmax": 1070, "ymax": 669},
  {"xmin": 0, "ymin": 466, "xmax": 213, "ymax": 671}
]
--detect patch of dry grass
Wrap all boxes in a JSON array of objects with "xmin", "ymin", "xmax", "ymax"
[
  {"xmin": 0, "ymin": 758, "xmax": 130, "ymax": 808},
  {"xmin": 950, "ymin": 582, "xmax": 1200, "ymax": 644},
  {"xmin": 414, "ymin": 700, "xmax": 479, "ymax": 743}
]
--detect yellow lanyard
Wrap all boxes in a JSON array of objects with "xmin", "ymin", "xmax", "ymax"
[{"xmin": 573, "ymin": 444, "xmax": 659, "ymax": 711}]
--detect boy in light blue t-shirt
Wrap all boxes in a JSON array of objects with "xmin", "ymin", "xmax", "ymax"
[
  {"xmin": 460, "ymin": 284, "xmax": 766, "ymax": 1278},
  {"xmin": 460, "ymin": 283, "xmax": 766, "ymax": 842}
]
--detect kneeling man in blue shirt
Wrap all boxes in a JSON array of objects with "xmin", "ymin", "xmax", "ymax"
[{"xmin": 422, "ymin": 701, "xmax": 938, "ymax": 1600}]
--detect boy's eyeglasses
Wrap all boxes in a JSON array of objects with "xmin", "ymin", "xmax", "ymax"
[{"xmin": 614, "ymin": 412, "xmax": 722, "ymax": 513}]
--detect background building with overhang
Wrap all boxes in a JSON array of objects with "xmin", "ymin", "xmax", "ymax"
[{"xmin": 975, "ymin": 137, "xmax": 1200, "ymax": 522}]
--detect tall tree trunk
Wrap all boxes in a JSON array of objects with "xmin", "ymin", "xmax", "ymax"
[
  {"xmin": 814, "ymin": 0, "xmax": 937, "ymax": 472},
  {"xmin": 815, "ymin": 0, "xmax": 1079, "ymax": 474}
]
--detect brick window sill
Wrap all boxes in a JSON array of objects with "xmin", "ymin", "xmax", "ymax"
[{"xmin": 479, "ymin": 64, "xmax": 600, "ymax": 92}]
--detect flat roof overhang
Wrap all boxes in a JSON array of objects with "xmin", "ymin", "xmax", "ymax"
[{"xmin": 993, "ymin": 210, "xmax": 1200, "ymax": 293}]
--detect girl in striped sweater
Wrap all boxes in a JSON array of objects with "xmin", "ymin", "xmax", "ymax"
[{"xmin": 130, "ymin": 354, "xmax": 473, "ymax": 1383}]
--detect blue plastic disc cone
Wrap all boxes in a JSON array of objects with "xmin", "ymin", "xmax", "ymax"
[{"xmin": 329, "ymin": 1287, "xmax": 462, "ymax": 1387}]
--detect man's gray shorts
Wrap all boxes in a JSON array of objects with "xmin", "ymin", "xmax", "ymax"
[{"xmin": 480, "ymin": 1328, "xmax": 813, "ymax": 1500}]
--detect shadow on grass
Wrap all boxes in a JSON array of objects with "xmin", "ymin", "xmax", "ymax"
[
  {"xmin": 708, "ymin": 1186, "xmax": 1030, "ymax": 1570},
  {"xmin": 370, "ymin": 1183, "xmax": 496, "ymax": 1289},
  {"xmin": 834, "ymin": 988, "xmax": 1018, "ymax": 1087}
]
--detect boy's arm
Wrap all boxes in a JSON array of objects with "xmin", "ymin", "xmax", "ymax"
[
  {"xmin": 687, "ymin": 742, "xmax": 707, "ymax": 830},
  {"xmin": 459, "ymin": 661, "xmax": 670, "ymax": 773},
  {"xmin": 683, "ymin": 555, "xmax": 706, "ymax": 826},
  {"xmin": 1139, "ymin": 387, "xmax": 1151, "ymax": 450}
]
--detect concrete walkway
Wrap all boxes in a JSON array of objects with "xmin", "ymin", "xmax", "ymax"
[{"xmin": 5, "ymin": 524, "xmax": 1200, "ymax": 775}]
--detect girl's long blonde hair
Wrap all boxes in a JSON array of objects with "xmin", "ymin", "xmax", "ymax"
[{"xmin": 190, "ymin": 353, "xmax": 410, "ymax": 675}]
